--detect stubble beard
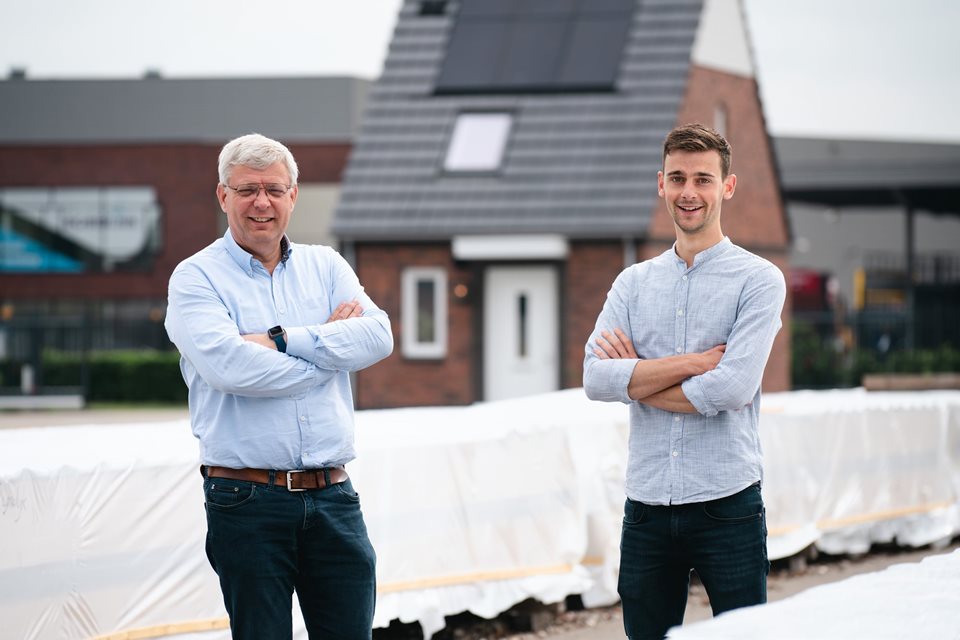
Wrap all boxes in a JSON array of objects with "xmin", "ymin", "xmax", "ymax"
[{"xmin": 671, "ymin": 204, "xmax": 711, "ymax": 236}]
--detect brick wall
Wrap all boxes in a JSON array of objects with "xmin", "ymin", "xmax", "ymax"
[
  {"xmin": 355, "ymin": 241, "xmax": 634, "ymax": 408},
  {"xmin": 0, "ymin": 142, "xmax": 351, "ymax": 300},
  {"xmin": 563, "ymin": 241, "xmax": 625, "ymax": 389},
  {"xmin": 353, "ymin": 243, "xmax": 478, "ymax": 409}
]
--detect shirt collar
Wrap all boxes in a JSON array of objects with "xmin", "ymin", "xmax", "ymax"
[
  {"xmin": 223, "ymin": 229, "xmax": 292, "ymax": 276},
  {"xmin": 669, "ymin": 236, "xmax": 733, "ymax": 270}
]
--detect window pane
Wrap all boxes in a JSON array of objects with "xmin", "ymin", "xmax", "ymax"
[
  {"xmin": 517, "ymin": 293, "xmax": 528, "ymax": 358},
  {"xmin": 416, "ymin": 279, "xmax": 436, "ymax": 343},
  {"xmin": 402, "ymin": 267, "xmax": 447, "ymax": 359},
  {"xmin": 444, "ymin": 113, "xmax": 513, "ymax": 172},
  {"xmin": 0, "ymin": 186, "xmax": 161, "ymax": 273}
]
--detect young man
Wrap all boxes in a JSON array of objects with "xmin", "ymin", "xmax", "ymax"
[
  {"xmin": 165, "ymin": 133, "xmax": 393, "ymax": 638},
  {"xmin": 583, "ymin": 123, "xmax": 786, "ymax": 639}
]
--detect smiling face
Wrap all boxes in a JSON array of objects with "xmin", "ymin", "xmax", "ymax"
[
  {"xmin": 658, "ymin": 149, "xmax": 736, "ymax": 239},
  {"xmin": 216, "ymin": 161, "xmax": 298, "ymax": 271}
]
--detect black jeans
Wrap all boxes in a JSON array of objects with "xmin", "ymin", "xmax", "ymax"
[
  {"xmin": 203, "ymin": 476, "xmax": 376, "ymax": 639},
  {"xmin": 618, "ymin": 483, "xmax": 769, "ymax": 640}
]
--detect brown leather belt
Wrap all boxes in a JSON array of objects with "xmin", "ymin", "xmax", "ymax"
[{"xmin": 204, "ymin": 465, "xmax": 348, "ymax": 492}]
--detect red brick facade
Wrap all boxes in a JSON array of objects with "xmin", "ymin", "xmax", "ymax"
[
  {"xmin": 0, "ymin": 143, "xmax": 351, "ymax": 300},
  {"xmin": 563, "ymin": 242, "xmax": 626, "ymax": 389},
  {"xmin": 353, "ymin": 243, "xmax": 479, "ymax": 409},
  {"xmin": 353, "ymin": 240, "xmax": 628, "ymax": 409}
]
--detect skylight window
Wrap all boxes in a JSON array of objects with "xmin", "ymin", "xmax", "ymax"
[{"xmin": 443, "ymin": 112, "xmax": 513, "ymax": 172}]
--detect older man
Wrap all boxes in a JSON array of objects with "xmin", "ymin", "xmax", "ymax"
[{"xmin": 165, "ymin": 133, "xmax": 393, "ymax": 639}]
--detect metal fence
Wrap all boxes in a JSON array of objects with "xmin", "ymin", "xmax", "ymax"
[{"xmin": 0, "ymin": 313, "xmax": 172, "ymax": 395}]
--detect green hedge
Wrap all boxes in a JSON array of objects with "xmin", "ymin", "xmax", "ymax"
[
  {"xmin": 792, "ymin": 321, "xmax": 960, "ymax": 389},
  {"xmin": 41, "ymin": 350, "xmax": 187, "ymax": 403}
]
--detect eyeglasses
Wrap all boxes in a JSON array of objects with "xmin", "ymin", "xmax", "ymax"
[{"xmin": 223, "ymin": 183, "xmax": 293, "ymax": 200}]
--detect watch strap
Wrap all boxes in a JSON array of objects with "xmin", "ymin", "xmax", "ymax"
[{"xmin": 268, "ymin": 325, "xmax": 287, "ymax": 353}]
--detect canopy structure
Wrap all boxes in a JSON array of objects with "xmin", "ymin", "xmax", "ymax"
[{"xmin": 776, "ymin": 136, "xmax": 960, "ymax": 347}]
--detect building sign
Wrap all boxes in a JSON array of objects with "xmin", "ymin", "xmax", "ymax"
[{"xmin": 0, "ymin": 187, "xmax": 161, "ymax": 272}]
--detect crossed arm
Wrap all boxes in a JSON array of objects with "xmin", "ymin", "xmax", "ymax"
[
  {"xmin": 242, "ymin": 300, "xmax": 364, "ymax": 349},
  {"xmin": 591, "ymin": 328, "xmax": 724, "ymax": 413},
  {"xmin": 167, "ymin": 254, "xmax": 392, "ymax": 397}
]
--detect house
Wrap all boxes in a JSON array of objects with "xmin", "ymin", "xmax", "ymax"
[
  {"xmin": 0, "ymin": 74, "xmax": 368, "ymax": 400},
  {"xmin": 334, "ymin": 0, "xmax": 791, "ymax": 409},
  {"xmin": 0, "ymin": 74, "xmax": 368, "ymax": 383}
]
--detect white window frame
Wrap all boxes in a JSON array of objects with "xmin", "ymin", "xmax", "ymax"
[
  {"xmin": 443, "ymin": 112, "xmax": 513, "ymax": 172},
  {"xmin": 401, "ymin": 267, "xmax": 448, "ymax": 359}
]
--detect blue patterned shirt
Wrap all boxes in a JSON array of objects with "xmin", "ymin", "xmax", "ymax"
[
  {"xmin": 165, "ymin": 229, "xmax": 393, "ymax": 470},
  {"xmin": 583, "ymin": 238, "xmax": 785, "ymax": 505}
]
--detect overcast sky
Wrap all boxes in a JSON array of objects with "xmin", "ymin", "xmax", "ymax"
[{"xmin": 2, "ymin": 0, "xmax": 958, "ymax": 143}]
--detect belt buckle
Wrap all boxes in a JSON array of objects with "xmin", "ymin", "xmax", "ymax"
[{"xmin": 286, "ymin": 470, "xmax": 306, "ymax": 492}]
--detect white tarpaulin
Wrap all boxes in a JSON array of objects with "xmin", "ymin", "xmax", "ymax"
[
  {"xmin": 2, "ymin": 388, "xmax": 959, "ymax": 638},
  {"xmin": 667, "ymin": 548, "xmax": 960, "ymax": 639}
]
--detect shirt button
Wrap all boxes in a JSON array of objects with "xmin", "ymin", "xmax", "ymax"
[
  {"xmin": 676, "ymin": 347, "xmax": 682, "ymax": 353},
  {"xmin": 677, "ymin": 309, "xmax": 684, "ymax": 316},
  {"xmin": 674, "ymin": 416, "xmax": 680, "ymax": 422},
  {"xmin": 682, "ymin": 275, "xmax": 688, "ymax": 281},
  {"xmin": 299, "ymin": 415, "xmax": 306, "ymax": 422},
  {"xmin": 672, "ymin": 451, "xmax": 679, "ymax": 457}
]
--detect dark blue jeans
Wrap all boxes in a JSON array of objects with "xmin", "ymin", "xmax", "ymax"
[
  {"xmin": 618, "ymin": 483, "xmax": 768, "ymax": 640},
  {"xmin": 203, "ymin": 475, "xmax": 376, "ymax": 639}
]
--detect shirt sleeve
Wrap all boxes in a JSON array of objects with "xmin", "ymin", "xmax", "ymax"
[
  {"xmin": 284, "ymin": 251, "xmax": 394, "ymax": 372},
  {"xmin": 682, "ymin": 264, "xmax": 786, "ymax": 416},
  {"xmin": 165, "ymin": 263, "xmax": 334, "ymax": 397},
  {"xmin": 583, "ymin": 266, "xmax": 639, "ymax": 404}
]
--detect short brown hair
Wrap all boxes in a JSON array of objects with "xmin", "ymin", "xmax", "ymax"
[{"xmin": 662, "ymin": 123, "xmax": 732, "ymax": 177}]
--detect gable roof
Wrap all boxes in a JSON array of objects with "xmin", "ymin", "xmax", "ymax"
[
  {"xmin": 334, "ymin": 0, "xmax": 704, "ymax": 241},
  {"xmin": 0, "ymin": 76, "xmax": 369, "ymax": 144}
]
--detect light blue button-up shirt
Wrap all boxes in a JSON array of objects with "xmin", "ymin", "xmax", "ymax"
[
  {"xmin": 583, "ymin": 238, "xmax": 785, "ymax": 505},
  {"xmin": 165, "ymin": 229, "xmax": 393, "ymax": 470}
]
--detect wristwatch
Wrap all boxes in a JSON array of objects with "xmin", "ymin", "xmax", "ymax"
[{"xmin": 267, "ymin": 325, "xmax": 287, "ymax": 353}]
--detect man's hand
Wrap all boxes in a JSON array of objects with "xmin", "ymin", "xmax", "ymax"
[
  {"xmin": 327, "ymin": 300, "xmax": 363, "ymax": 323},
  {"xmin": 593, "ymin": 328, "xmax": 638, "ymax": 360},
  {"xmin": 692, "ymin": 344, "xmax": 726, "ymax": 374}
]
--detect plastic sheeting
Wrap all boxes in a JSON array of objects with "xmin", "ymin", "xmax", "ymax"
[
  {"xmin": 2, "ymin": 388, "xmax": 959, "ymax": 639},
  {"xmin": 759, "ymin": 389, "xmax": 960, "ymax": 559},
  {"xmin": 667, "ymin": 548, "xmax": 960, "ymax": 639}
]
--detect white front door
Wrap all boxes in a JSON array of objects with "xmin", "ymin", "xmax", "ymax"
[{"xmin": 483, "ymin": 266, "xmax": 560, "ymax": 401}]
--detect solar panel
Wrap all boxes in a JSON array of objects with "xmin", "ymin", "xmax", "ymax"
[{"xmin": 435, "ymin": 0, "xmax": 634, "ymax": 94}]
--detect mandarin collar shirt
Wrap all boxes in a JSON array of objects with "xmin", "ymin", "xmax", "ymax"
[
  {"xmin": 165, "ymin": 229, "xmax": 393, "ymax": 470},
  {"xmin": 583, "ymin": 237, "xmax": 786, "ymax": 505}
]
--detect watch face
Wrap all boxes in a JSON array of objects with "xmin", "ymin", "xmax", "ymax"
[{"xmin": 268, "ymin": 325, "xmax": 283, "ymax": 338}]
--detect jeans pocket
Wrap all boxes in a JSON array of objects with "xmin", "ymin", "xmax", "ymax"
[
  {"xmin": 701, "ymin": 485, "xmax": 763, "ymax": 524},
  {"xmin": 204, "ymin": 479, "xmax": 258, "ymax": 510},
  {"xmin": 622, "ymin": 498, "xmax": 648, "ymax": 526},
  {"xmin": 333, "ymin": 479, "xmax": 361, "ymax": 503}
]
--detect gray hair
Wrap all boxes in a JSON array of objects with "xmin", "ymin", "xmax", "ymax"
[{"xmin": 217, "ymin": 133, "xmax": 299, "ymax": 185}]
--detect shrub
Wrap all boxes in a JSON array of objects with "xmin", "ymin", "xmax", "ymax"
[
  {"xmin": 792, "ymin": 321, "xmax": 959, "ymax": 389},
  {"xmin": 41, "ymin": 350, "xmax": 186, "ymax": 403}
]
